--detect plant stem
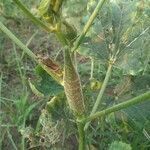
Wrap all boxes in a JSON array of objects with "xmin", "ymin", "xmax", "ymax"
[
  {"xmin": 82, "ymin": 91, "xmax": 150, "ymax": 123},
  {"xmin": 0, "ymin": 21, "xmax": 37, "ymax": 62},
  {"xmin": 84, "ymin": 62, "xmax": 113, "ymax": 130},
  {"xmin": 71, "ymin": 0, "xmax": 108, "ymax": 52},
  {"xmin": 92, "ymin": 63, "xmax": 113, "ymax": 112},
  {"xmin": 12, "ymin": 0, "xmax": 53, "ymax": 32},
  {"xmin": 21, "ymin": 30, "xmax": 38, "ymax": 60},
  {"xmin": 90, "ymin": 57, "xmax": 94, "ymax": 80},
  {"xmin": 0, "ymin": 22, "xmax": 63, "ymax": 84},
  {"xmin": 77, "ymin": 121, "xmax": 86, "ymax": 150}
]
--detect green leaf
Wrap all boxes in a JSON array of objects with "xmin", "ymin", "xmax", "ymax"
[
  {"xmin": 63, "ymin": 0, "xmax": 87, "ymax": 17},
  {"xmin": 123, "ymin": 101, "xmax": 150, "ymax": 130},
  {"xmin": 38, "ymin": 0, "xmax": 51, "ymax": 16},
  {"xmin": 46, "ymin": 93, "xmax": 66, "ymax": 121},
  {"xmin": 77, "ymin": 1, "xmax": 122, "ymax": 60},
  {"xmin": 31, "ymin": 65, "xmax": 63, "ymax": 96},
  {"xmin": 115, "ymin": 75, "xmax": 150, "ymax": 130},
  {"xmin": 116, "ymin": 30, "xmax": 150, "ymax": 75},
  {"xmin": 109, "ymin": 141, "xmax": 132, "ymax": 150},
  {"xmin": 28, "ymin": 79, "xmax": 44, "ymax": 97},
  {"xmin": 62, "ymin": 0, "xmax": 87, "ymax": 32},
  {"xmin": 111, "ymin": 2, "xmax": 121, "ymax": 29},
  {"xmin": 77, "ymin": 37, "xmax": 108, "ymax": 61},
  {"xmin": 124, "ymin": 75, "xmax": 150, "ymax": 129},
  {"xmin": 133, "ymin": 75, "xmax": 150, "ymax": 92}
]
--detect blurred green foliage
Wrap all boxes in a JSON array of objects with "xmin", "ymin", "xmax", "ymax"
[{"xmin": 0, "ymin": 0, "xmax": 150, "ymax": 149}]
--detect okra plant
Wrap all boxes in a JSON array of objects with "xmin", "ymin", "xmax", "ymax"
[{"xmin": 0, "ymin": 0, "xmax": 150, "ymax": 149}]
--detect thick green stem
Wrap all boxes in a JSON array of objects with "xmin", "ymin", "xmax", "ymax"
[
  {"xmin": 12, "ymin": 0, "xmax": 52, "ymax": 32},
  {"xmin": 77, "ymin": 121, "xmax": 86, "ymax": 150},
  {"xmin": 82, "ymin": 91, "xmax": 150, "ymax": 123},
  {"xmin": 71, "ymin": 0, "xmax": 108, "ymax": 52},
  {"xmin": 55, "ymin": 31, "xmax": 68, "ymax": 46},
  {"xmin": 84, "ymin": 62, "xmax": 113, "ymax": 130},
  {"xmin": 0, "ymin": 21, "xmax": 37, "ymax": 61},
  {"xmin": 91, "ymin": 63, "xmax": 113, "ymax": 113}
]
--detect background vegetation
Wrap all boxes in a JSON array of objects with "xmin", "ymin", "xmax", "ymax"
[{"xmin": 0, "ymin": 0, "xmax": 150, "ymax": 149}]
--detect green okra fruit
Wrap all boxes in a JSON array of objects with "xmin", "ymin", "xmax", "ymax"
[{"xmin": 63, "ymin": 48, "xmax": 85, "ymax": 116}]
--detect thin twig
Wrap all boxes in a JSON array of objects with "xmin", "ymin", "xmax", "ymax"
[
  {"xmin": 71, "ymin": 0, "xmax": 108, "ymax": 52},
  {"xmin": 84, "ymin": 61, "xmax": 114, "ymax": 130},
  {"xmin": 90, "ymin": 57, "xmax": 94, "ymax": 80}
]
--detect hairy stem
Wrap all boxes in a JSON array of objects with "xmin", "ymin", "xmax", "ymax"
[
  {"xmin": 12, "ymin": 0, "xmax": 53, "ymax": 32},
  {"xmin": 82, "ymin": 91, "xmax": 150, "ymax": 123},
  {"xmin": 84, "ymin": 62, "xmax": 113, "ymax": 130},
  {"xmin": 71, "ymin": 0, "xmax": 108, "ymax": 52}
]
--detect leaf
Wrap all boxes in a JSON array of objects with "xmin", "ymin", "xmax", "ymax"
[
  {"xmin": 63, "ymin": 0, "xmax": 87, "ymax": 17},
  {"xmin": 62, "ymin": 0, "xmax": 87, "ymax": 32},
  {"xmin": 116, "ymin": 30, "xmax": 150, "ymax": 75},
  {"xmin": 133, "ymin": 75, "xmax": 150, "ymax": 92},
  {"xmin": 46, "ymin": 93, "xmax": 66, "ymax": 121},
  {"xmin": 30, "ymin": 65, "xmax": 63, "ymax": 96},
  {"xmin": 114, "ymin": 75, "xmax": 132, "ymax": 98},
  {"xmin": 37, "ymin": 55, "xmax": 63, "ymax": 85},
  {"xmin": 109, "ymin": 141, "xmax": 132, "ymax": 150},
  {"xmin": 38, "ymin": 0, "xmax": 51, "ymax": 16},
  {"xmin": 115, "ymin": 75, "xmax": 150, "ymax": 130},
  {"xmin": 111, "ymin": 2, "xmax": 122, "ymax": 29},
  {"xmin": 123, "ymin": 101, "xmax": 150, "ymax": 130},
  {"xmin": 77, "ymin": 1, "xmax": 122, "ymax": 60},
  {"xmin": 38, "ymin": 0, "xmax": 60, "ymax": 24},
  {"xmin": 37, "ymin": 94, "xmax": 74, "ymax": 148},
  {"xmin": 37, "ymin": 54, "xmax": 62, "ymax": 74},
  {"xmin": 28, "ymin": 79, "xmax": 44, "ymax": 97},
  {"xmin": 77, "ymin": 38, "xmax": 108, "ymax": 61},
  {"xmin": 124, "ymin": 75, "xmax": 150, "ymax": 129}
]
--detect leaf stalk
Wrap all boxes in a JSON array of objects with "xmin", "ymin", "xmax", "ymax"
[
  {"xmin": 82, "ymin": 91, "xmax": 150, "ymax": 123},
  {"xmin": 12, "ymin": 0, "xmax": 54, "ymax": 32},
  {"xmin": 84, "ymin": 60, "xmax": 113, "ymax": 130},
  {"xmin": 71, "ymin": 0, "xmax": 108, "ymax": 52}
]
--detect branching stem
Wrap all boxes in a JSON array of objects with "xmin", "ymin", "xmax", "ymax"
[
  {"xmin": 82, "ymin": 91, "xmax": 150, "ymax": 123},
  {"xmin": 71, "ymin": 0, "xmax": 108, "ymax": 52},
  {"xmin": 12, "ymin": 0, "xmax": 53, "ymax": 32},
  {"xmin": 84, "ymin": 61, "xmax": 113, "ymax": 130}
]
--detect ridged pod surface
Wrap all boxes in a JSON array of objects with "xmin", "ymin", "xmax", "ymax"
[{"xmin": 63, "ymin": 48, "xmax": 85, "ymax": 116}]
